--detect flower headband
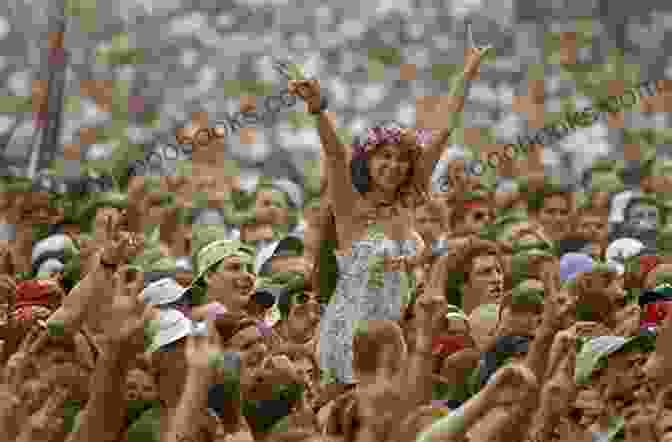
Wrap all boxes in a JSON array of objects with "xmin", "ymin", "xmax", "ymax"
[{"xmin": 352, "ymin": 126, "xmax": 433, "ymax": 159}]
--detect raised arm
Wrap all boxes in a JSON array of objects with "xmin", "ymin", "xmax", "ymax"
[
  {"xmin": 416, "ymin": 363, "xmax": 538, "ymax": 442},
  {"xmin": 418, "ymin": 46, "xmax": 491, "ymax": 190},
  {"xmin": 288, "ymin": 79, "xmax": 357, "ymax": 218}
]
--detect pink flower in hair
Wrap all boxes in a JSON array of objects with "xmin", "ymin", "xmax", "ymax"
[{"xmin": 416, "ymin": 129, "xmax": 433, "ymax": 146}]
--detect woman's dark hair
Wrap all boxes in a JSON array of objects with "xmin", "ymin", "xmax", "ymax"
[{"xmin": 350, "ymin": 120, "xmax": 415, "ymax": 195}]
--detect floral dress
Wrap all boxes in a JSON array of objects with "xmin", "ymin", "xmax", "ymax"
[{"xmin": 319, "ymin": 219, "xmax": 418, "ymax": 384}]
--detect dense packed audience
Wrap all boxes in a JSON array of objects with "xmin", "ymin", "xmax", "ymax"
[{"xmin": 1, "ymin": 46, "xmax": 672, "ymax": 442}]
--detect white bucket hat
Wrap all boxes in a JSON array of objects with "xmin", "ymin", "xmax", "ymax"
[
  {"xmin": 605, "ymin": 238, "xmax": 645, "ymax": 275},
  {"xmin": 146, "ymin": 308, "xmax": 207, "ymax": 353},
  {"xmin": 140, "ymin": 277, "xmax": 189, "ymax": 306}
]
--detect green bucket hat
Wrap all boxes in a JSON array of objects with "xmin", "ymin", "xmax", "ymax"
[
  {"xmin": 191, "ymin": 224, "xmax": 232, "ymax": 263},
  {"xmin": 509, "ymin": 248, "xmax": 555, "ymax": 288},
  {"xmin": 575, "ymin": 334, "xmax": 656, "ymax": 385},
  {"xmin": 193, "ymin": 240, "xmax": 256, "ymax": 284},
  {"xmin": 509, "ymin": 282, "xmax": 545, "ymax": 310}
]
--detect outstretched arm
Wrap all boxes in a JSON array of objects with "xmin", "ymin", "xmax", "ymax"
[
  {"xmin": 419, "ymin": 46, "xmax": 492, "ymax": 188},
  {"xmin": 289, "ymin": 79, "xmax": 357, "ymax": 219}
]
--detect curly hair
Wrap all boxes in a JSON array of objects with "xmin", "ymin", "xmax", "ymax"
[{"xmin": 350, "ymin": 120, "xmax": 430, "ymax": 209}]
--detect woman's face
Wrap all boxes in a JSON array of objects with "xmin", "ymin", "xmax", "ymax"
[{"xmin": 368, "ymin": 144, "xmax": 411, "ymax": 193}]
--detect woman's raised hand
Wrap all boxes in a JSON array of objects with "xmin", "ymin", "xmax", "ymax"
[{"xmin": 288, "ymin": 79, "xmax": 322, "ymax": 113}]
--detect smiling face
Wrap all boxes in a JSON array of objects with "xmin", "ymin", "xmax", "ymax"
[
  {"xmin": 367, "ymin": 144, "xmax": 412, "ymax": 193},
  {"xmin": 205, "ymin": 256, "xmax": 256, "ymax": 314},
  {"xmin": 464, "ymin": 254, "xmax": 504, "ymax": 309}
]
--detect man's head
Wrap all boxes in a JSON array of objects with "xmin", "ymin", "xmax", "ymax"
[
  {"xmin": 276, "ymin": 288, "xmax": 321, "ymax": 345},
  {"xmin": 352, "ymin": 320, "xmax": 407, "ymax": 381},
  {"xmin": 575, "ymin": 207, "xmax": 609, "ymax": 244},
  {"xmin": 255, "ymin": 186, "xmax": 292, "ymax": 227},
  {"xmin": 195, "ymin": 240, "xmax": 256, "ymax": 313},
  {"xmin": 414, "ymin": 198, "xmax": 447, "ymax": 242},
  {"xmin": 496, "ymin": 279, "xmax": 544, "ymax": 338},
  {"xmin": 449, "ymin": 193, "xmax": 494, "ymax": 236},
  {"xmin": 572, "ymin": 265, "xmax": 626, "ymax": 323},
  {"xmin": 527, "ymin": 184, "xmax": 574, "ymax": 241},
  {"xmin": 456, "ymin": 240, "xmax": 505, "ymax": 313}
]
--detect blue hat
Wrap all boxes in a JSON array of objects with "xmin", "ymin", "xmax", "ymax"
[{"xmin": 559, "ymin": 253, "xmax": 595, "ymax": 284}]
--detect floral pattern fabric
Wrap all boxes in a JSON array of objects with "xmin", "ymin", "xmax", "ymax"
[{"xmin": 318, "ymin": 228, "xmax": 418, "ymax": 384}]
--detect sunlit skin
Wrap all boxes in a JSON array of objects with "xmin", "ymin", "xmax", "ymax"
[
  {"xmin": 204, "ymin": 256, "xmax": 256, "ymax": 314},
  {"xmin": 453, "ymin": 202, "xmax": 493, "ymax": 236},
  {"xmin": 224, "ymin": 325, "xmax": 269, "ymax": 389},
  {"xmin": 368, "ymin": 144, "xmax": 412, "ymax": 195},
  {"xmin": 656, "ymin": 387, "xmax": 672, "ymax": 442},
  {"xmin": 254, "ymin": 189, "xmax": 290, "ymax": 226},
  {"xmin": 498, "ymin": 279, "xmax": 543, "ymax": 337},
  {"xmin": 498, "ymin": 220, "xmax": 550, "ymax": 247},
  {"xmin": 576, "ymin": 214, "xmax": 609, "ymax": 243},
  {"xmin": 463, "ymin": 254, "xmax": 504, "ymax": 314},
  {"xmin": 125, "ymin": 368, "xmax": 158, "ymax": 402},
  {"xmin": 602, "ymin": 350, "xmax": 648, "ymax": 417},
  {"xmin": 414, "ymin": 204, "xmax": 445, "ymax": 243},
  {"xmin": 93, "ymin": 206, "xmax": 124, "ymax": 243},
  {"xmin": 536, "ymin": 195, "xmax": 571, "ymax": 241}
]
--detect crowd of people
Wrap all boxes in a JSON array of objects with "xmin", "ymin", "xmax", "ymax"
[{"xmin": 0, "ymin": 45, "xmax": 671, "ymax": 442}]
